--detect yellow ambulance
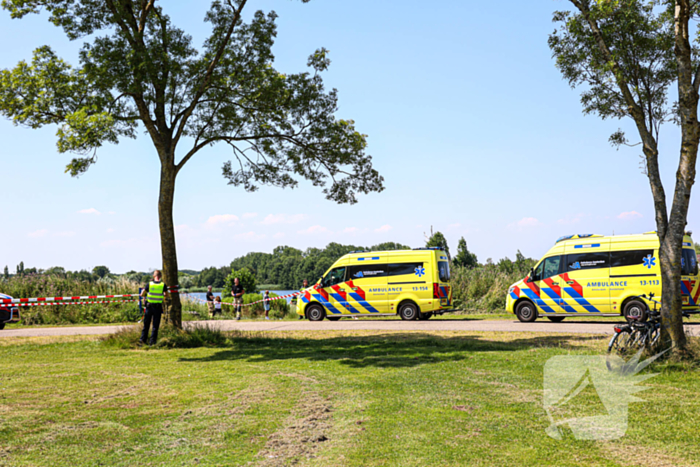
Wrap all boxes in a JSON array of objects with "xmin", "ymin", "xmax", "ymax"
[
  {"xmin": 506, "ymin": 232, "xmax": 700, "ymax": 322},
  {"xmin": 297, "ymin": 248, "xmax": 453, "ymax": 321}
]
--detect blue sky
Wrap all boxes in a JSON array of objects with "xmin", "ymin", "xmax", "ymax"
[{"xmin": 1, "ymin": 0, "xmax": 695, "ymax": 273}]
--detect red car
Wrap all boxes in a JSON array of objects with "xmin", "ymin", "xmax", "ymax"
[{"xmin": 0, "ymin": 293, "xmax": 20, "ymax": 330}]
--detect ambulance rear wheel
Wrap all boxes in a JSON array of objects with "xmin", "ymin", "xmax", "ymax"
[
  {"xmin": 307, "ymin": 304, "xmax": 326, "ymax": 322},
  {"xmin": 399, "ymin": 302, "xmax": 419, "ymax": 321},
  {"xmin": 0, "ymin": 322, "xmax": 4, "ymax": 330},
  {"xmin": 546, "ymin": 316, "xmax": 565, "ymax": 323},
  {"xmin": 623, "ymin": 300, "xmax": 648, "ymax": 323},
  {"xmin": 515, "ymin": 300, "xmax": 537, "ymax": 322}
]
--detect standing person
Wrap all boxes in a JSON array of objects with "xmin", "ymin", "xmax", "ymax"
[
  {"xmin": 139, "ymin": 270, "xmax": 167, "ymax": 346},
  {"xmin": 214, "ymin": 296, "xmax": 222, "ymax": 318},
  {"xmin": 298, "ymin": 279, "xmax": 309, "ymax": 319},
  {"xmin": 263, "ymin": 290, "xmax": 271, "ymax": 320},
  {"xmin": 231, "ymin": 277, "xmax": 245, "ymax": 320},
  {"xmin": 205, "ymin": 285, "xmax": 215, "ymax": 319}
]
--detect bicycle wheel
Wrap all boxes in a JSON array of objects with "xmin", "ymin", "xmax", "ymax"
[
  {"xmin": 647, "ymin": 324, "xmax": 661, "ymax": 349},
  {"xmin": 608, "ymin": 328, "xmax": 635, "ymax": 354}
]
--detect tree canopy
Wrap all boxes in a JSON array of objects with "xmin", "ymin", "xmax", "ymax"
[
  {"xmin": 550, "ymin": 0, "xmax": 700, "ymax": 351},
  {"xmin": 0, "ymin": 0, "xmax": 384, "ymax": 328}
]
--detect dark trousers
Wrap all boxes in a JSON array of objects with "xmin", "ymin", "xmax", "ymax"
[{"xmin": 141, "ymin": 303, "xmax": 163, "ymax": 345}]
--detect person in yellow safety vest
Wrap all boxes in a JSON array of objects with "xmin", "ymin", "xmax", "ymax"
[{"xmin": 139, "ymin": 270, "xmax": 168, "ymax": 345}]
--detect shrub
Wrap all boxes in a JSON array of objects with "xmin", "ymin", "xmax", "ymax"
[
  {"xmin": 101, "ymin": 323, "xmax": 229, "ymax": 349},
  {"xmin": 1, "ymin": 274, "xmax": 142, "ymax": 325}
]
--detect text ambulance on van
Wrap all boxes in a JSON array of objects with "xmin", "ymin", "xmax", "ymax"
[
  {"xmin": 297, "ymin": 248, "xmax": 452, "ymax": 321},
  {"xmin": 506, "ymin": 232, "xmax": 700, "ymax": 322}
]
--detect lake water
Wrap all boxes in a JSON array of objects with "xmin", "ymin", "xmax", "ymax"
[{"xmin": 184, "ymin": 290, "xmax": 299, "ymax": 304}]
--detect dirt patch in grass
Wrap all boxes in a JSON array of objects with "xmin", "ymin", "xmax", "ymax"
[
  {"xmin": 602, "ymin": 442, "xmax": 695, "ymax": 467},
  {"xmin": 257, "ymin": 391, "xmax": 333, "ymax": 466}
]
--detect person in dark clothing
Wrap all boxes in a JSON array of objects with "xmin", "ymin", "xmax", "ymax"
[
  {"xmin": 231, "ymin": 277, "xmax": 244, "ymax": 320},
  {"xmin": 205, "ymin": 285, "xmax": 215, "ymax": 318},
  {"xmin": 140, "ymin": 270, "xmax": 167, "ymax": 345}
]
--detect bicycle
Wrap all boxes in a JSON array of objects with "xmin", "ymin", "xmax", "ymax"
[{"xmin": 608, "ymin": 293, "xmax": 663, "ymax": 355}]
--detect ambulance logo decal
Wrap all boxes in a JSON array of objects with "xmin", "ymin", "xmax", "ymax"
[
  {"xmin": 643, "ymin": 255, "xmax": 656, "ymax": 269},
  {"xmin": 414, "ymin": 266, "xmax": 425, "ymax": 277}
]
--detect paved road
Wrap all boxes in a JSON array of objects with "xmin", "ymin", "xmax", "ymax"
[{"xmin": 3, "ymin": 318, "xmax": 698, "ymax": 338}]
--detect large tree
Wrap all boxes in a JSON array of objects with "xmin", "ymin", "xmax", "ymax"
[
  {"xmin": 0, "ymin": 0, "xmax": 384, "ymax": 327},
  {"xmin": 549, "ymin": 0, "xmax": 698, "ymax": 352}
]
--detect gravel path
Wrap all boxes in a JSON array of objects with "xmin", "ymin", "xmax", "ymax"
[{"xmin": 4, "ymin": 318, "xmax": 697, "ymax": 338}]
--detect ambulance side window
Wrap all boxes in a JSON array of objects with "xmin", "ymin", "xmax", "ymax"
[
  {"xmin": 567, "ymin": 252, "xmax": 609, "ymax": 271},
  {"xmin": 610, "ymin": 250, "xmax": 653, "ymax": 268},
  {"xmin": 530, "ymin": 261, "xmax": 544, "ymax": 281},
  {"xmin": 347, "ymin": 264, "xmax": 387, "ymax": 279},
  {"xmin": 322, "ymin": 267, "xmax": 346, "ymax": 287},
  {"xmin": 542, "ymin": 256, "xmax": 562, "ymax": 279}
]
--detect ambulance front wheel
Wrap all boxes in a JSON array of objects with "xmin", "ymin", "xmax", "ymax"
[
  {"xmin": 515, "ymin": 300, "xmax": 537, "ymax": 322},
  {"xmin": 399, "ymin": 302, "xmax": 419, "ymax": 321},
  {"xmin": 0, "ymin": 322, "xmax": 4, "ymax": 330},
  {"xmin": 306, "ymin": 304, "xmax": 326, "ymax": 322}
]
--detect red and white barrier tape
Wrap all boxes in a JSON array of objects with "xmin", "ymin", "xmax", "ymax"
[
  {"xmin": 11, "ymin": 299, "xmax": 138, "ymax": 308},
  {"xmin": 181, "ymin": 290, "xmax": 304, "ymax": 308},
  {"xmin": 0, "ymin": 294, "xmax": 139, "ymax": 304}
]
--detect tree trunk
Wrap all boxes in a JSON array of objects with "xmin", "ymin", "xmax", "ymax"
[
  {"xmin": 158, "ymin": 162, "xmax": 182, "ymax": 329},
  {"xmin": 659, "ymin": 234, "xmax": 687, "ymax": 350}
]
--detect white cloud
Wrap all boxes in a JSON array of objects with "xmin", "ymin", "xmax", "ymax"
[
  {"xmin": 298, "ymin": 225, "xmax": 330, "ymax": 235},
  {"xmin": 53, "ymin": 231, "xmax": 76, "ymax": 237},
  {"xmin": 617, "ymin": 211, "xmax": 643, "ymax": 220},
  {"xmin": 205, "ymin": 214, "xmax": 239, "ymax": 227},
  {"xmin": 107, "ymin": 211, "xmax": 116, "ymax": 215},
  {"xmin": 78, "ymin": 208, "xmax": 101, "ymax": 215},
  {"xmin": 557, "ymin": 213, "xmax": 586, "ymax": 225},
  {"xmin": 106, "ymin": 228, "xmax": 116, "ymax": 233},
  {"xmin": 28, "ymin": 229, "xmax": 49, "ymax": 238},
  {"xmin": 508, "ymin": 217, "xmax": 541, "ymax": 230},
  {"xmin": 242, "ymin": 212, "xmax": 258, "ymax": 219},
  {"xmin": 262, "ymin": 213, "xmax": 307, "ymax": 225},
  {"xmin": 375, "ymin": 224, "xmax": 392, "ymax": 233},
  {"xmin": 234, "ymin": 231, "xmax": 265, "ymax": 241},
  {"xmin": 343, "ymin": 227, "xmax": 360, "ymax": 234},
  {"xmin": 273, "ymin": 232, "xmax": 285, "ymax": 239}
]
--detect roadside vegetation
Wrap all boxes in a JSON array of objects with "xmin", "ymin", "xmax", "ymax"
[
  {"xmin": 0, "ymin": 330, "xmax": 698, "ymax": 466},
  {"xmin": 1, "ymin": 233, "xmax": 539, "ymax": 326}
]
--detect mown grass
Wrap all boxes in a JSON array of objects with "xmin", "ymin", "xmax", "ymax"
[{"xmin": 0, "ymin": 330, "xmax": 698, "ymax": 467}]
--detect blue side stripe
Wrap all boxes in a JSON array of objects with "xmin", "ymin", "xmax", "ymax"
[
  {"xmin": 348, "ymin": 292, "xmax": 380, "ymax": 313},
  {"xmin": 510, "ymin": 292, "xmax": 519, "ymax": 300},
  {"xmin": 312, "ymin": 293, "xmax": 342, "ymax": 314},
  {"xmin": 539, "ymin": 288, "xmax": 579, "ymax": 313},
  {"xmin": 520, "ymin": 289, "xmax": 556, "ymax": 313},
  {"xmin": 330, "ymin": 293, "xmax": 361, "ymax": 313},
  {"xmin": 563, "ymin": 287, "xmax": 599, "ymax": 312}
]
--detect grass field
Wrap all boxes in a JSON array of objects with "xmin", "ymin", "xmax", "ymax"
[{"xmin": 0, "ymin": 330, "xmax": 698, "ymax": 466}]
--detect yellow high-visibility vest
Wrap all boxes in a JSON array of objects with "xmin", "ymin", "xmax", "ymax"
[{"xmin": 146, "ymin": 281, "xmax": 165, "ymax": 304}]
